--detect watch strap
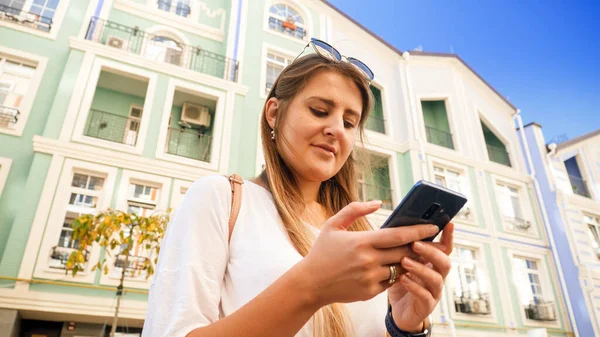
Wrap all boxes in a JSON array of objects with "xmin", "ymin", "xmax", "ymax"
[{"xmin": 385, "ymin": 305, "xmax": 431, "ymax": 337}]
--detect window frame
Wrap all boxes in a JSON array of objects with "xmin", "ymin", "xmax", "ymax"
[
  {"xmin": 0, "ymin": 0, "xmax": 71, "ymax": 40},
  {"xmin": 492, "ymin": 175, "xmax": 538, "ymax": 238},
  {"xmin": 33, "ymin": 159, "xmax": 118, "ymax": 283},
  {"xmin": 0, "ymin": 157, "xmax": 12, "ymax": 198},
  {"xmin": 479, "ymin": 115, "xmax": 514, "ymax": 168},
  {"xmin": 0, "ymin": 46, "xmax": 47, "ymax": 136},
  {"xmin": 99, "ymin": 169, "xmax": 171, "ymax": 289},
  {"xmin": 585, "ymin": 213, "xmax": 600, "ymax": 260},
  {"xmin": 260, "ymin": 43, "xmax": 295, "ymax": 99},
  {"xmin": 417, "ymin": 95, "xmax": 459, "ymax": 152},
  {"xmin": 170, "ymin": 179, "xmax": 193, "ymax": 212},
  {"xmin": 262, "ymin": 0, "xmax": 311, "ymax": 45}
]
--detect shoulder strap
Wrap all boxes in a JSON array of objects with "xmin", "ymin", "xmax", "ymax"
[{"xmin": 227, "ymin": 174, "xmax": 244, "ymax": 243}]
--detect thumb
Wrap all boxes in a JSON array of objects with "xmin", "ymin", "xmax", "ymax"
[{"xmin": 322, "ymin": 200, "xmax": 382, "ymax": 232}]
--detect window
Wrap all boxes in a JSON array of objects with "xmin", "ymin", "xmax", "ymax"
[
  {"xmin": 496, "ymin": 182, "xmax": 530, "ymax": 232},
  {"xmin": 586, "ymin": 214, "xmax": 600, "ymax": 259},
  {"xmin": 265, "ymin": 52, "xmax": 292, "ymax": 93},
  {"xmin": 49, "ymin": 172, "xmax": 105, "ymax": 269},
  {"xmin": 433, "ymin": 166, "xmax": 472, "ymax": 222},
  {"xmin": 145, "ymin": 35, "xmax": 184, "ymax": 66},
  {"xmin": 366, "ymin": 86, "xmax": 385, "ymax": 134},
  {"xmin": 157, "ymin": 0, "xmax": 191, "ymax": 17},
  {"xmin": 421, "ymin": 100, "xmax": 454, "ymax": 149},
  {"xmin": 451, "ymin": 247, "xmax": 490, "ymax": 315},
  {"xmin": 127, "ymin": 182, "xmax": 159, "ymax": 217},
  {"xmin": 564, "ymin": 156, "xmax": 591, "ymax": 198},
  {"xmin": 0, "ymin": 56, "xmax": 36, "ymax": 128},
  {"xmin": 357, "ymin": 153, "xmax": 393, "ymax": 210},
  {"xmin": 268, "ymin": 3, "xmax": 306, "ymax": 40},
  {"xmin": 512, "ymin": 256, "xmax": 557, "ymax": 321},
  {"xmin": 0, "ymin": 0, "xmax": 58, "ymax": 31},
  {"xmin": 481, "ymin": 121, "xmax": 511, "ymax": 166}
]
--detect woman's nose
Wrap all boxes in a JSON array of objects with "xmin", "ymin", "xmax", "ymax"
[{"xmin": 323, "ymin": 115, "xmax": 345, "ymax": 138}]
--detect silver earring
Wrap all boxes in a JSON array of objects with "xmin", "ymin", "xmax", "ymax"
[{"xmin": 271, "ymin": 129, "xmax": 275, "ymax": 140}]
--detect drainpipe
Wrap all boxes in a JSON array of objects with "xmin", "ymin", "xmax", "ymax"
[{"xmin": 515, "ymin": 110, "xmax": 579, "ymax": 337}]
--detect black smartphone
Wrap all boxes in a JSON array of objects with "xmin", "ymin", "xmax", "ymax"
[{"xmin": 380, "ymin": 180, "xmax": 468, "ymax": 241}]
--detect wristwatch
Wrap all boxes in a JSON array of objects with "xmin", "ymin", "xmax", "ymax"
[{"xmin": 385, "ymin": 305, "xmax": 432, "ymax": 337}]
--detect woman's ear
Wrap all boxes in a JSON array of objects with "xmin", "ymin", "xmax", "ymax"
[{"xmin": 265, "ymin": 97, "xmax": 279, "ymax": 129}]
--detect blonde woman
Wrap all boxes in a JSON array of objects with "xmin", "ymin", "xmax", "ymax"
[{"xmin": 143, "ymin": 39, "xmax": 454, "ymax": 337}]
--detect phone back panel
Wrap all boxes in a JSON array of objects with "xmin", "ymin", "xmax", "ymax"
[{"xmin": 380, "ymin": 180, "xmax": 467, "ymax": 241}]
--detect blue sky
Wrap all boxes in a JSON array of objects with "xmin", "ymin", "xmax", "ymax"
[{"xmin": 328, "ymin": 0, "xmax": 599, "ymax": 143}]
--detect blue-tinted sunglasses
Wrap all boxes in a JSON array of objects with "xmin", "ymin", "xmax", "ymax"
[{"xmin": 293, "ymin": 38, "xmax": 375, "ymax": 82}]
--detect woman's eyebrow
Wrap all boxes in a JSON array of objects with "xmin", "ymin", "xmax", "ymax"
[{"xmin": 306, "ymin": 96, "xmax": 361, "ymax": 119}]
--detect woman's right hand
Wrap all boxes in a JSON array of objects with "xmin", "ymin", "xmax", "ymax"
[{"xmin": 297, "ymin": 200, "xmax": 441, "ymax": 308}]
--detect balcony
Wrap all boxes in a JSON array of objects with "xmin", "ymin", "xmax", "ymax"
[
  {"xmin": 85, "ymin": 109, "xmax": 141, "ymax": 146},
  {"xmin": 166, "ymin": 127, "xmax": 213, "ymax": 162},
  {"xmin": 454, "ymin": 294, "xmax": 491, "ymax": 315},
  {"xmin": 85, "ymin": 17, "xmax": 239, "ymax": 82},
  {"xmin": 0, "ymin": 105, "xmax": 19, "ymax": 126},
  {"xmin": 358, "ymin": 182, "xmax": 393, "ymax": 210},
  {"xmin": 113, "ymin": 254, "xmax": 150, "ymax": 278},
  {"xmin": 425, "ymin": 125, "xmax": 454, "ymax": 149},
  {"xmin": 49, "ymin": 246, "xmax": 89, "ymax": 270},
  {"xmin": 365, "ymin": 115, "xmax": 386, "ymax": 134},
  {"xmin": 568, "ymin": 175, "xmax": 591, "ymax": 198},
  {"xmin": 157, "ymin": 0, "xmax": 191, "ymax": 17},
  {"xmin": 525, "ymin": 301, "xmax": 557, "ymax": 321},
  {"xmin": 268, "ymin": 16, "xmax": 306, "ymax": 40},
  {"xmin": 0, "ymin": 4, "xmax": 52, "ymax": 31},
  {"xmin": 504, "ymin": 216, "xmax": 531, "ymax": 232},
  {"xmin": 487, "ymin": 144, "xmax": 511, "ymax": 167}
]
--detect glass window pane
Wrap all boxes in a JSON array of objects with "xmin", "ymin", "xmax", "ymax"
[
  {"xmin": 88, "ymin": 176, "xmax": 105, "ymax": 191},
  {"xmin": 71, "ymin": 173, "xmax": 88, "ymax": 188}
]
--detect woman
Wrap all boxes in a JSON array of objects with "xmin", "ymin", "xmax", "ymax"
[{"xmin": 143, "ymin": 39, "xmax": 454, "ymax": 337}]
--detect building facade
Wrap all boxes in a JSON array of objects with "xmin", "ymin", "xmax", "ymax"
[
  {"xmin": 0, "ymin": 0, "xmax": 576, "ymax": 336},
  {"xmin": 522, "ymin": 124, "xmax": 600, "ymax": 337}
]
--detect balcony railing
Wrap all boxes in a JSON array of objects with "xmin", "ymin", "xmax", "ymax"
[
  {"xmin": 568, "ymin": 175, "xmax": 591, "ymax": 198},
  {"xmin": 487, "ymin": 144, "xmax": 511, "ymax": 167},
  {"xmin": 504, "ymin": 216, "xmax": 531, "ymax": 232},
  {"xmin": 0, "ymin": 4, "xmax": 52, "ymax": 31},
  {"xmin": 525, "ymin": 301, "xmax": 557, "ymax": 321},
  {"xmin": 425, "ymin": 125, "xmax": 454, "ymax": 149},
  {"xmin": 0, "ymin": 105, "xmax": 19, "ymax": 125},
  {"xmin": 454, "ymin": 294, "xmax": 491, "ymax": 315},
  {"xmin": 49, "ymin": 246, "xmax": 89, "ymax": 270},
  {"xmin": 166, "ymin": 127, "xmax": 213, "ymax": 162},
  {"xmin": 85, "ymin": 109, "xmax": 140, "ymax": 146},
  {"xmin": 85, "ymin": 17, "xmax": 239, "ymax": 82},
  {"xmin": 268, "ymin": 16, "xmax": 306, "ymax": 40},
  {"xmin": 114, "ymin": 254, "xmax": 150, "ymax": 278},
  {"xmin": 358, "ymin": 182, "xmax": 393, "ymax": 210},
  {"xmin": 157, "ymin": 0, "xmax": 191, "ymax": 17},
  {"xmin": 365, "ymin": 115, "xmax": 386, "ymax": 134}
]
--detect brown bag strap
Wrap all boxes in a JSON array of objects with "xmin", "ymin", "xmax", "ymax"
[{"xmin": 227, "ymin": 174, "xmax": 243, "ymax": 243}]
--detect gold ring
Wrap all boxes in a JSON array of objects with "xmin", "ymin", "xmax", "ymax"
[{"xmin": 388, "ymin": 264, "xmax": 398, "ymax": 284}]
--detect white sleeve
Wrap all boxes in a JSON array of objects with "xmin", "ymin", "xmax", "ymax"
[{"xmin": 142, "ymin": 175, "xmax": 231, "ymax": 337}]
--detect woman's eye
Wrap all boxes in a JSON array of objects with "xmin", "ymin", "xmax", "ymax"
[
  {"xmin": 344, "ymin": 121, "xmax": 356, "ymax": 129},
  {"xmin": 310, "ymin": 108, "xmax": 328, "ymax": 117}
]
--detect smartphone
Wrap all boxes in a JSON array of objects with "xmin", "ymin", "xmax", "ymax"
[{"xmin": 379, "ymin": 180, "xmax": 468, "ymax": 241}]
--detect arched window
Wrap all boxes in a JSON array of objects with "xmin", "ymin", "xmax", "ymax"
[
  {"xmin": 144, "ymin": 35, "xmax": 184, "ymax": 66},
  {"xmin": 157, "ymin": 0, "xmax": 191, "ymax": 18},
  {"xmin": 268, "ymin": 3, "xmax": 306, "ymax": 40}
]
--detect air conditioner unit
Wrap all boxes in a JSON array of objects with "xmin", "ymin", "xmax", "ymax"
[
  {"xmin": 165, "ymin": 47, "xmax": 182, "ymax": 66},
  {"xmin": 536, "ymin": 302, "xmax": 556, "ymax": 321},
  {"xmin": 181, "ymin": 103, "xmax": 211, "ymax": 128},
  {"xmin": 466, "ymin": 298, "xmax": 489, "ymax": 314},
  {"xmin": 106, "ymin": 35, "xmax": 128, "ymax": 51}
]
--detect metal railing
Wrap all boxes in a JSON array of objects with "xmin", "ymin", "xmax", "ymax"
[
  {"xmin": 454, "ymin": 293, "xmax": 491, "ymax": 315},
  {"xmin": 85, "ymin": 17, "xmax": 239, "ymax": 82},
  {"xmin": 365, "ymin": 115, "xmax": 386, "ymax": 134},
  {"xmin": 157, "ymin": 0, "xmax": 191, "ymax": 17},
  {"xmin": 425, "ymin": 125, "xmax": 454, "ymax": 149},
  {"xmin": 358, "ymin": 182, "xmax": 393, "ymax": 210},
  {"xmin": 487, "ymin": 144, "xmax": 511, "ymax": 166},
  {"xmin": 568, "ymin": 175, "xmax": 591, "ymax": 198},
  {"xmin": 49, "ymin": 246, "xmax": 89, "ymax": 269},
  {"xmin": 525, "ymin": 301, "xmax": 557, "ymax": 321},
  {"xmin": 0, "ymin": 4, "xmax": 52, "ymax": 31},
  {"xmin": 114, "ymin": 254, "xmax": 150, "ymax": 277},
  {"xmin": 84, "ymin": 109, "xmax": 140, "ymax": 146},
  {"xmin": 166, "ymin": 127, "xmax": 213, "ymax": 162},
  {"xmin": 504, "ymin": 216, "xmax": 531, "ymax": 231},
  {"xmin": 0, "ymin": 105, "xmax": 19, "ymax": 125},
  {"xmin": 268, "ymin": 16, "xmax": 306, "ymax": 39}
]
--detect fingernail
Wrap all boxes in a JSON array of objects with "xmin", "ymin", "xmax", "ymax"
[
  {"xmin": 402, "ymin": 257, "xmax": 415, "ymax": 268},
  {"xmin": 413, "ymin": 241, "xmax": 424, "ymax": 252},
  {"xmin": 428, "ymin": 225, "xmax": 440, "ymax": 234},
  {"xmin": 367, "ymin": 200, "xmax": 382, "ymax": 207}
]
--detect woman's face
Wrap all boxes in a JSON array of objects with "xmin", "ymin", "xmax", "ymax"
[{"xmin": 267, "ymin": 70, "xmax": 363, "ymax": 183}]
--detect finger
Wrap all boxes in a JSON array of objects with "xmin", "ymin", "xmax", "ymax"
[
  {"xmin": 375, "ymin": 246, "xmax": 414, "ymax": 266},
  {"xmin": 369, "ymin": 225, "xmax": 440, "ymax": 249},
  {"xmin": 400, "ymin": 257, "xmax": 443, "ymax": 299},
  {"xmin": 322, "ymin": 201, "xmax": 382, "ymax": 232},
  {"xmin": 398, "ymin": 273, "xmax": 435, "ymax": 307},
  {"xmin": 439, "ymin": 222, "xmax": 455, "ymax": 255},
  {"xmin": 412, "ymin": 241, "xmax": 452, "ymax": 278}
]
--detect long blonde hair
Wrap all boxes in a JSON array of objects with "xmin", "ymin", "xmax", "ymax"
[{"xmin": 259, "ymin": 53, "xmax": 375, "ymax": 337}]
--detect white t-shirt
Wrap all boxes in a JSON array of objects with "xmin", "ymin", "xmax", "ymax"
[{"xmin": 142, "ymin": 175, "xmax": 388, "ymax": 337}]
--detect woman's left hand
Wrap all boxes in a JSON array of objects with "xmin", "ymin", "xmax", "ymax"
[{"xmin": 387, "ymin": 222, "xmax": 455, "ymax": 333}]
